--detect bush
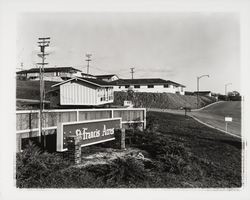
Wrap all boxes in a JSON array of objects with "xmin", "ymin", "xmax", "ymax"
[
  {"xmin": 85, "ymin": 156, "xmax": 150, "ymax": 187},
  {"xmin": 16, "ymin": 141, "xmax": 70, "ymax": 188},
  {"xmin": 127, "ymin": 128, "xmax": 193, "ymax": 175}
]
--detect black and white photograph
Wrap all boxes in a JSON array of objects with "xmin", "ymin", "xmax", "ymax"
[{"xmin": 0, "ymin": 0, "xmax": 250, "ymax": 199}]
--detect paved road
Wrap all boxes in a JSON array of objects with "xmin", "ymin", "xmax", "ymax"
[{"xmin": 148, "ymin": 101, "xmax": 242, "ymax": 137}]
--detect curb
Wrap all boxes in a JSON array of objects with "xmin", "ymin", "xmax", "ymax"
[
  {"xmin": 192, "ymin": 101, "xmax": 223, "ymax": 112},
  {"xmin": 189, "ymin": 115, "xmax": 241, "ymax": 139}
]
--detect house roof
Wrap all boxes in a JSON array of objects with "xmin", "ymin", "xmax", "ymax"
[
  {"xmin": 193, "ymin": 91, "xmax": 211, "ymax": 94},
  {"xmin": 95, "ymin": 74, "xmax": 118, "ymax": 79},
  {"xmin": 51, "ymin": 77, "xmax": 114, "ymax": 88},
  {"xmin": 81, "ymin": 72, "xmax": 96, "ymax": 78},
  {"xmin": 111, "ymin": 78, "xmax": 185, "ymax": 87},
  {"xmin": 16, "ymin": 67, "xmax": 81, "ymax": 74}
]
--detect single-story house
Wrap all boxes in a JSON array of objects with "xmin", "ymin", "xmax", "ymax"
[
  {"xmin": 95, "ymin": 74, "xmax": 119, "ymax": 82},
  {"xmin": 81, "ymin": 72, "xmax": 97, "ymax": 79},
  {"xmin": 111, "ymin": 78, "xmax": 185, "ymax": 95},
  {"xmin": 16, "ymin": 67, "xmax": 82, "ymax": 81},
  {"xmin": 49, "ymin": 77, "xmax": 114, "ymax": 107},
  {"xmin": 193, "ymin": 91, "xmax": 212, "ymax": 97}
]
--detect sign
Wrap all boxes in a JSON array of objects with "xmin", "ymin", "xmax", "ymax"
[
  {"xmin": 225, "ymin": 117, "xmax": 233, "ymax": 122},
  {"xmin": 124, "ymin": 100, "xmax": 133, "ymax": 107},
  {"xmin": 57, "ymin": 118, "xmax": 122, "ymax": 151}
]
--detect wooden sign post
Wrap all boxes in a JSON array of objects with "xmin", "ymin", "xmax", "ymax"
[{"xmin": 225, "ymin": 117, "xmax": 233, "ymax": 132}]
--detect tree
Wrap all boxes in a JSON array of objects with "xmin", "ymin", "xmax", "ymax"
[
  {"xmin": 228, "ymin": 91, "xmax": 240, "ymax": 97},
  {"xmin": 228, "ymin": 91, "xmax": 241, "ymax": 101}
]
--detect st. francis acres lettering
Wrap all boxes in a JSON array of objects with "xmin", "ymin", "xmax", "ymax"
[{"xmin": 75, "ymin": 125, "xmax": 115, "ymax": 140}]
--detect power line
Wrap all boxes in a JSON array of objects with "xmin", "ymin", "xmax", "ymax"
[{"xmin": 91, "ymin": 65, "xmax": 114, "ymax": 74}]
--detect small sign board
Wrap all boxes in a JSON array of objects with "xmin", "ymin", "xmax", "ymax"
[
  {"xmin": 57, "ymin": 118, "xmax": 122, "ymax": 152},
  {"xmin": 124, "ymin": 100, "xmax": 133, "ymax": 107},
  {"xmin": 225, "ymin": 117, "xmax": 233, "ymax": 122}
]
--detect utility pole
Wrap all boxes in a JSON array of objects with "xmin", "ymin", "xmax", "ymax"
[
  {"xmin": 196, "ymin": 74, "xmax": 209, "ymax": 109},
  {"xmin": 85, "ymin": 53, "xmax": 92, "ymax": 74},
  {"xmin": 37, "ymin": 37, "xmax": 50, "ymax": 150},
  {"xmin": 16, "ymin": 62, "xmax": 23, "ymax": 71},
  {"xmin": 225, "ymin": 83, "xmax": 232, "ymax": 101},
  {"xmin": 130, "ymin": 67, "xmax": 135, "ymax": 79}
]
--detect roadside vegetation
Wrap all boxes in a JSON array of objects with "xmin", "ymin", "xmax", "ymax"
[{"xmin": 16, "ymin": 112, "xmax": 242, "ymax": 188}]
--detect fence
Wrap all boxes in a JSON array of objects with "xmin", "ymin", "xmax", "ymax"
[{"xmin": 16, "ymin": 108, "xmax": 146, "ymax": 151}]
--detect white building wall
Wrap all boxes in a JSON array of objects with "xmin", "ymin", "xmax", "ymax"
[
  {"xmin": 96, "ymin": 87, "xmax": 114, "ymax": 104},
  {"xmin": 60, "ymin": 82, "xmax": 97, "ymax": 105},
  {"xmin": 27, "ymin": 72, "xmax": 39, "ymax": 78},
  {"xmin": 113, "ymin": 84, "xmax": 185, "ymax": 95}
]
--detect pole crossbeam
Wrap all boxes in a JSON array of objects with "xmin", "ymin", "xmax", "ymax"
[{"xmin": 38, "ymin": 37, "xmax": 51, "ymax": 40}]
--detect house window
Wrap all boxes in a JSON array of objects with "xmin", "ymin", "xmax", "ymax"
[
  {"xmin": 134, "ymin": 85, "xmax": 140, "ymax": 88},
  {"xmin": 164, "ymin": 84, "xmax": 169, "ymax": 88},
  {"xmin": 119, "ymin": 86, "xmax": 121, "ymax": 89},
  {"xmin": 147, "ymin": 85, "xmax": 154, "ymax": 88},
  {"xmin": 181, "ymin": 87, "xmax": 183, "ymax": 92},
  {"xmin": 125, "ymin": 85, "xmax": 130, "ymax": 88}
]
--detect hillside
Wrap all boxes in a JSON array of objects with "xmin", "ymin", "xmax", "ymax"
[
  {"xmin": 16, "ymin": 80, "xmax": 59, "ymax": 100},
  {"xmin": 114, "ymin": 91, "xmax": 216, "ymax": 109}
]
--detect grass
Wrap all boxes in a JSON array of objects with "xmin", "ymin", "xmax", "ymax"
[
  {"xmin": 144, "ymin": 112, "xmax": 242, "ymax": 187},
  {"xmin": 16, "ymin": 111, "xmax": 242, "ymax": 188},
  {"xmin": 16, "ymin": 80, "xmax": 58, "ymax": 100}
]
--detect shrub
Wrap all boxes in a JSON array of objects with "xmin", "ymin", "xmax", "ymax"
[
  {"xmin": 16, "ymin": 141, "xmax": 70, "ymax": 188},
  {"xmin": 127, "ymin": 127, "xmax": 193, "ymax": 175},
  {"xmin": 85, "ymin": 156, "xmax": 150, "ymax": 187}
]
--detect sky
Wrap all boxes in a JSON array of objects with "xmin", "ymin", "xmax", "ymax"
[{"xmin": 17, "ymin": 12, "xmax": 240, "ymax": 94}]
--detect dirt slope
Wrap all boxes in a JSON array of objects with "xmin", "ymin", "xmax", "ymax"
[{"xmin": 114, "ymin": 91, "xmax": 216, "ymax": 109}]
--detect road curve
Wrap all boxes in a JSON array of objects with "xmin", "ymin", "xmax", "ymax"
[{"xmin": 147, "ymin": 101, "xmax": 242, "ymax": 137}]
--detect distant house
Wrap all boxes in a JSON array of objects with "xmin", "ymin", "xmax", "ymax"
[
  {"xmin": 49, "ymin": 77, "xmax": 114, "ymax": 107},
  {"xmin": 95, "ymin": 74, "xmax": 119, "ymax": 82},
  {"xmin": 184, "ymin": 91, "xmax": 194, "ymax": 96},
  {"xmin": 111, "ymin": 78, "xmax": 185, "ymax": 95},
  {"xmin": 81, "ymin": 72, "xmax": 97, "ymax": 79},
  {"xmin": 16, "ymin": 67, "xmax": 82, "ymax": 81},
  {"xmin": 193, "ymin": 91, "xmax": 212, "ymax": 97}
]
